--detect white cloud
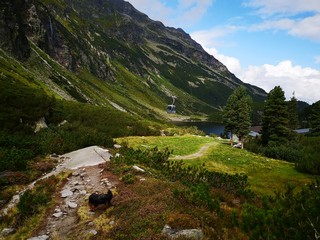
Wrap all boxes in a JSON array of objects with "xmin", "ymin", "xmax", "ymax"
[
  {"xmin": 244, "ymin": 0, "xmax": 320, "ymax": 16},
  {"xmin": 204, "ymin": 47, "xmax": 242, "ymax": 75},
  {"xmin": 249, "ymin": 14, "xmax": 320, "ymax": 42},
  {"xmin": 126, "ymin": 0, "xmax": 173, "ymax": 24},
  {"xmin": 126, "ymin": 0, "xmax": 214, "ymax": 28},
  {"xmin": 244, "ymin": 0, "xmax": 320, "ymax": 42},
  {"xmin": 288, "ymin": 14, "xmax": 320, "ymax": 41},
  {"xmin": 240, "ymin": 60, "xmax": 320, "ymax": 103}
]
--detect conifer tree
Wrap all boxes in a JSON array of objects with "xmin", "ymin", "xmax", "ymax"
[
  {"xmin": 223, "ymin": 86, "xmax": 252, "ymax": 148},
  {"xmin": 261, "ymin": 86, "xmax": 290, "ymax": 145},
  {"xmin": 287, "ymin": 93, "xmax": 299, "ymax": 130},
  {"xmin": 309, "ymin": 100, "xmax": 320, "ymax": 136}
]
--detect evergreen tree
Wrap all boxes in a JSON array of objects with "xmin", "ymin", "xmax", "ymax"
[
  {"xmin": 223, "ymin": 86, "xmax": 252, "ymax": 148},
  {"xmin": 308, "ymin": 100, "xmax": 320, "ymax": 136},
  {"xmin": 261, "ymin": 86, "xmax": 290, "ymax": 145},
  {"xmin": 287, "ymin": 94, "xmax": 299, "ymax": 130}
]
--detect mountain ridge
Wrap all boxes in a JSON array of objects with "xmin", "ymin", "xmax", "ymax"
[{"xmin": 0, "ymin": 0, "xmax": 267, "ymax": 119}]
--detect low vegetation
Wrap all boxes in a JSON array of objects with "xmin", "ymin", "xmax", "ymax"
[
  {"xmin": 0, "ymin": 79, "xmax": 161, "ymax": 207},
  {"xmin": 106, "ymin": 144, "xmax": 319, "ymax": 239},
  {"xmin": 116, "ymin": 136, "xmax": 315, "ymax": 195},
  {"xmin": 0, "ymin": 174, "xmax": 66, "ymax": 240}
]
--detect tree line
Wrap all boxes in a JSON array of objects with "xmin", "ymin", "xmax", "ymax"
[{"xmin": 223, "ymin": 85, "xmax": 320, "ymax": 174}]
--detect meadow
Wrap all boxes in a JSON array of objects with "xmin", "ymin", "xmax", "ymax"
[{"xmin": 116, "ymin": 135, "xmax": 315, "ymax": 195}]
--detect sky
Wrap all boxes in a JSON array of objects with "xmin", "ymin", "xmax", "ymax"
[{"xmin": 126, "ymin": 0, "xmax": 320, "ymax": 104}]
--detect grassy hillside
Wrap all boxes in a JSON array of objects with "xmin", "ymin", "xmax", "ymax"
[
  {"xmin": 116, "ymin": 135, "xmax": 316, "ymax": 195},
  {"xmin": 1, "ymin": 0, "xmax": 268, "ymax": 122},
  {"xmin": 1, "ymin": 134, "xmax": 319, "ymax": 239}
]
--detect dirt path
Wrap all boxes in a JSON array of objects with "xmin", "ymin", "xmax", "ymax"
[
  {"xmin": 31, "ymin": 164, "xmax": 118, "ymax": 239},
  {"xmin": 170, "ymin": 142, "xmax": 218, "ymax": 160},
  {"xmin": 0, "ymin": 146, "xmax": 111, "ymax": 219},
  {"xmin": 1, "ymin": 146, "xmax": 117, "ymax": 240}
]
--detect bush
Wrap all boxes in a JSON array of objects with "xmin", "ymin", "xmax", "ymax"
[
  {"xmin": 241, "ymin": 182, "xmax": 320, "ymax": 240},
  {"xmin": 295, "ymin": 137, "xmax": 320, "ymax": 175},
  {"xmin": 173, "ymin": 183, "xmax": 220, "ymax": 212},
  {"xmin": 16, "ymin": 176, "xmax": 59, "ymax": 225},
  {"xmin": 246, "ymin": 136, "xmax": 320, "ymax": 174}
]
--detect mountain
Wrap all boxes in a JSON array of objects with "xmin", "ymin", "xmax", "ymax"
[{"xmin": 0, "ymin": 0, "xmax": 267, "ymax": 120}]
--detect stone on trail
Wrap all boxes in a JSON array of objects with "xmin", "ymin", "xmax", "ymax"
[
  {"xmin": 67, "ymin": 201, "xmax": 78, "ymax": 209},
  {"xmin": 53, "ymin": 212, "xmax": 63, "ymax": 218},
  {"xmin": 61, "ymin": 189, "xmax": 73, "ymax": 198},
  {"xmin": 27, "ymin": 235, "xmax": 49, "ymax": 240}
]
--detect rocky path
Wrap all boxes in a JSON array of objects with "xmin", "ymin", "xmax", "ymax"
[
  {"xmin": 31, "ymin": 164, "xmax": 118, "ymax": 240},
  {"xmin": 1, "ymin": 146, "xmax": 117, "ymax": 240}
]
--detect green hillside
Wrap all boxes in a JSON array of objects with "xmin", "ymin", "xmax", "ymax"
[{"xmin": 0, "ymin": 0, "xmax": 267, "ymax": 121}]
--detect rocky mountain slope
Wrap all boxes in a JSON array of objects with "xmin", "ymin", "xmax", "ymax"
[{"xmin": 0, "ymin": 0, "xmax": 267, "ymax": 119}]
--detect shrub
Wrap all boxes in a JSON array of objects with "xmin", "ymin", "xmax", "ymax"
[
  {"xmin": 122, "ymin": 173, "xmax": 135, "ymax": 184},
  {"xmin": 173, "ymin": 183, "xmax": 220, "ymax": 212},
  {"xmin": 16, "ymin": 176, "xmax": 59, "ymax": 225},
  {"xmin": 241, "ymin": 181, "xmax": 320, "ymax": 240}
]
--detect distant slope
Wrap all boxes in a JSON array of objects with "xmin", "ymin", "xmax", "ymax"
[{"xmin": 0, "ymin": 0, "xmax": 267, "ymax": 119}]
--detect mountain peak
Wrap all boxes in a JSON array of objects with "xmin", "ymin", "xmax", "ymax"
[{"xmin": 0, "ymin": 0, "xmax": 266, "ymax": 119}]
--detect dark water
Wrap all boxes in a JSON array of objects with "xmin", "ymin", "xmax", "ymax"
[{"xmin": 173, "ymin": 122, "xmax": 225, "ymax": 136}]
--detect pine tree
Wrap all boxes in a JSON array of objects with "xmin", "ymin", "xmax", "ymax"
[
  {"xmin": 261, "ymin": 86, "xmax": 290, "ymax": 145},
  {"xmin": 309, "ymin": 100, "xmax": 320, "ymax": 136},
  {"xmin": 287, "ymin": 94, "xmax": 299, "ymax": 130},
  {"xmin": 223, "ymin": 86, "xmax": 252, "ymax": 148}
]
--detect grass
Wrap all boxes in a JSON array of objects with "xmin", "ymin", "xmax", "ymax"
[
  {"xmin": 116, "ymin": 135, "xmax": 214, "ymax": 157},
  {"xmin": 116, "ymin": 135, "xmax": 316, "ymax": 196}
]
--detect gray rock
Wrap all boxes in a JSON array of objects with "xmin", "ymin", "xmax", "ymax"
[
  {"xmin": 53, "ymin": 212, "xmax": 63, "ymax": 218},
  {"xmin": 54, "ymin": 208, "xmax": 61, "ymax": 213},
  {"xmin": 27, "ymin": 234, "xmax": 49, "ymax": 240},
  {"xmin": 133, "ymin": 165, "xmax": 145, "ymax": 172},
  {"xmin": 34, "ymin": 117, "xmax": 48, "ymax": 133},
  {"xmin": 61, "ymin": 189, "xmax": 73, "ymax": 198},
  {"xmin": 162, "ymin": 225, "xmax": 204, "ymax": 239},
  {"xmin": 73, "ymin": 181, "xmax": 79, "ymax": 186},
  {"xmin": 88, "ymin": 222, "xmax": 94, "ymax": 226},
  {"xmin": 89, "ymin": 229, "xmax": 98, "ymax": 235},
  {"xmin": 67, "ymin": 201, "xmax": 78, "ymax": 209},
  {"xmin": 80, "ymin": 190, "xmax": 87, "ymax": 195},
  {"xmin": 1, "ymin": 228, "xmax": 16, "ymax": 236}
]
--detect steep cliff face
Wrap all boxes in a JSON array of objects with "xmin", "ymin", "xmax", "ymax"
[
  {"xmin": 0, "ymin": 0, "xmax": 266, "ymax": 118},
  {"xmin": 0, "ymin": 0, "xmax": 31, "ymax": 60}
]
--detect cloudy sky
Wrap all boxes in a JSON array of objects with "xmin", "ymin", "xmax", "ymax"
[{"xmin": 126, "ymin": 0, "xmax": 320, "ymax": 104}]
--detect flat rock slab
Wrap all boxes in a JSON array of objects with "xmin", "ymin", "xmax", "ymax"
[
  {"xmin": 61, "ymin": 189, "xmax": 73, "ymax": 198},
  {"xmin": 63, "ymin": 146, "xmax": 111, "ymax": 170}
]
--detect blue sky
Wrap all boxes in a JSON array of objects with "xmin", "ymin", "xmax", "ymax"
[{"xmin": 126, "ymin": 0, "xmax": 320, "ymax": 104}]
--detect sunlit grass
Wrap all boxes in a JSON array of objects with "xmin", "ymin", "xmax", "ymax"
[
  {"xmin": 116, "ymin": 135, "xmax": 215, "ymax": 157},
  {"xmin": 117, "ymin": 135, "xmax": 316, "ymax": 195}
]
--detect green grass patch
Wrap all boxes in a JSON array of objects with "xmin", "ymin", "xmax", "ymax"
[
  {"xmin": 116, "ymin": 135, "xmax": 214, "ymax": 157},
  {"xmin": 117, "ymin": 136, "xmax": 316, "ymax": 195}
]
